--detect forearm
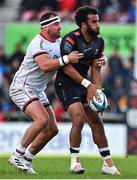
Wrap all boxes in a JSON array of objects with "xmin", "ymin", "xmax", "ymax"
[
  {"xmin": 64, "ymin": 64, "xmax": 102, "ymax": 100},
  {"xmin": 63, "ymin": 65, "xmax": 84, "ymax": 84},
  {"xmin": 91, "ymin": 65, "xmax": 102, "ymax": 87},
  {"xmin": 35, "ymin": 54, "xmax": 70, "ymax": 72},
  {"xmin": 41, "ymin": 59, "xmax": 61, "ymax": 72}
]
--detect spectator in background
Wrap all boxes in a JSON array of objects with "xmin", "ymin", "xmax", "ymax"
[
  {"xmin": 0, "ymin": 45, "xmax": 9, "ymax": 66},
  {"xmin": 118, "ymin": 0, "xmax": 130, "ymax": 12},
  {"xmin": 53, "ymin": 101, "xmax": 64, "ymax": 122},
  {"xmin": 129, "ymin": 48, "xmax": 135, "ymax": 68},
  {"xmin": 9, "ymin": 43, "xmax": 25, "ymax": 63},
  {"xmin": 111, "ymin": 75, "xmax": 127, "ymax": 113},
  {"xmin": 17, "ymin": 0, "xmax": 40, "ymax": 21},
  {"xmin": 102, "ymin": 0, "xmax": 130, "ymax": 23},
  {"xmin": 7, "ymin": 58, "xmax": 21, "ymax": 82},
  {"xmin": 7, "ymin": 43, "xmax": 25, "ymax": 82},
  {"xmin": 128, "ymin": 0, "xmax": 136, "ymax": 23},
  {"xmin": 129, "ymin": 79, "xmax": 137, "ymax": 108},
  {"xmin": 0, "ymin": 45, "xmax": 11, "ymax": 112},
  {"xmin": 0, "ymin": 0, "xmax": 5, "ymax": 6},
  {"xmin": 36, "ymin": 0, "xmax": 59, "ymax": 21},
  {"xmin": 108, "ymin": 48, "xmax": 124, "ymax": 81},
  {"xmin": 58, "ymin": 0, "xmax": 78, "ymax": 21},
  {"xmin": 18, "ymin": 0, "xmax": 58, "ymax": 21},
  {"xmin": 0, "ymin": 111, "xmax": 6, "ymax": 122},
  {"xmin": 85, "ymin": 0, "xmax": 103, "ymax": 20},
  {"xmin": 45, "ymin": 79, "xmax": 57, "ymax": 105}
]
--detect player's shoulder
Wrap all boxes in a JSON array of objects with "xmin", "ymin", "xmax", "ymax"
[
  {"xmin": 56, "ymin": 37, "xmax": 62, "ymax": 44},
  {"xmin": 29, "ymin": 34, "xmax": 42, "ymax": 46},
  {"xmin": 96, "ymin": 35, "xmax": 104, "ymax": 43},
  {"xmin": 64, "ymin": 28, "xmax": 80, "ymax": 38},
  {"xmin": 97, "ymin": 35, "xmax": 104, "ymax": 41},
  {"xmin": 62, "ymin": 28, "xmax": 80, "ymax": 45},
  {"xmin": 93, "ymin": 35, "xmax": 105, "ymax": 49}
]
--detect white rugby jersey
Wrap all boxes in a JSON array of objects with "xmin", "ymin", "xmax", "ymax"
[{"xmin": 11, "ymin": 33, "xmax": 61, "ymax": 93}]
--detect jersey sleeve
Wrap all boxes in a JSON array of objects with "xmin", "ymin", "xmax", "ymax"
[
  {"xmin": 96, "ymin": 37, "xmax": 105, "ymax": 58},
  {"xmin": 28, "ymin": 37, "xmax": 48, "ymax": 58},
  {"xmin": 100, "ymin": 37, "xmax": 105, "ymax": 52},
  {"xmin": 60, "ymin": 33, "xmax": 76, "ymax": 56}
]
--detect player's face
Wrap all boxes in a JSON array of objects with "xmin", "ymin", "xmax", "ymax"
[
  {"xmin": 86, "ymin": 14, "xmax": 100, "ymax": 36},
  {"xmin": 47, "ymin": 22, "xmax": 61, "ymax": 39}
]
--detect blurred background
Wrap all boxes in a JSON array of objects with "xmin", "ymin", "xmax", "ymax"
[{"xmin": 0, "ymin": 0, "xmax": 136, "ymax": 156}]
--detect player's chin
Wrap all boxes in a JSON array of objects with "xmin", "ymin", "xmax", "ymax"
[{"xmin": 56, "ymin": 34, "xmax": 60, "ymax": 38}]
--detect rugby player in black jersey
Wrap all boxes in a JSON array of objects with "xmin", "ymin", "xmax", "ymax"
[{"xmin": 55, "ymin": 6, "xmax": 120, "ymax": 175}]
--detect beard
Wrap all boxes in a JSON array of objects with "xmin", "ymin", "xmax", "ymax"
[
  {"xmin": 48, "ymin": 29, "xmax": 60, "ymax": 39},
  {"xmin": 87, "ymin": 25, "xmax": 100, "ymax": 37}
]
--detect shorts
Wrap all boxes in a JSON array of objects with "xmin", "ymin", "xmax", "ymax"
[
  {"xmin": 9, "ymin": 86, "xmax": 50, "ymax": 112},
  {"xmin": 55, "ymin": 82, "xmax": 87, "ymax": 111}
]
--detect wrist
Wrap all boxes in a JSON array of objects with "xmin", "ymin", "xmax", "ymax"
[
  {"xmin": 58, "ymin": 55, "xmax": 69, "ymax": 67},
  {"xmin": 81, "ymin": 78, "xmax": 91, "ymax": 88}
]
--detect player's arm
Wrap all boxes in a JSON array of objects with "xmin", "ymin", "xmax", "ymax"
[
  {"xmin": 87, "ymin": 37, "xmax": 106, "ymax": 86},
  {"xmin": 34, "ymin": 51, "xmax": 81, "ymax": 72},
  {"xmin": 88, "ymin": 38, "xmax": 106, "ymax": 91},
  {"xmin": 96, "ymin": 38, "xmax": 107, "ymax": 67},
  {"xmin": 63, "ymin": 64, "xmax": 100, "ymax": 100},
  {"xmin": 90, "ymin": 59, "xmax": 102, "ymax": 87}
]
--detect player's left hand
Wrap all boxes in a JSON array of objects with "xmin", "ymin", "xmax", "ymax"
[{"xmin": 96, "ymin": 55, "xmax": 107, "ymax": 67}]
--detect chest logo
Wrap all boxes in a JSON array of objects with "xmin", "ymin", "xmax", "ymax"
[
  {"xmin": 94, "ymin": 49, "xmax": 99, "ymax": 55},
  {"xmin": 84, "ymin": 47, "xmax": 92, "ymax": 52}
]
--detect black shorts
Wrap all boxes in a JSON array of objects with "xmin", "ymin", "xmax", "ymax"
[{"xmin": 55, "ymin": 82, "xmax": 87, "ymax": 111}]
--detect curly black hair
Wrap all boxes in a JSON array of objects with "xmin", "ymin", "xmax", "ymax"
[{"xmin": 75, "ymin": 6, "xmax": 98, "ymax": 27}]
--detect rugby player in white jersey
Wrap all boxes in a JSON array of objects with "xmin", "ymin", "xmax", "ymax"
[{"xmin": 8, "ymin": 11, "xmax": 83, "ymax": 174}]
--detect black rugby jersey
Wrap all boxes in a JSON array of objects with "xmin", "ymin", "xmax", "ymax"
[{"xmin": 56, "ymin": 28, "xmax": 104, "ymax": 84}]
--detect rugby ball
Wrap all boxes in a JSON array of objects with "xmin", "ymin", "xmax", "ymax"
[{"xmin": 88, "ymin": 89, "xmax": 108, "ymax": 112}]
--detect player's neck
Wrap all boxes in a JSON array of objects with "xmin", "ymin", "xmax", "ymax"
[
  {"xmin": 81, "ymin": 29, "xmax": 93, "ymax": 43},
  {"xmin": 40, "ymin": 31, "xmax": 56, "ymax": 42}
]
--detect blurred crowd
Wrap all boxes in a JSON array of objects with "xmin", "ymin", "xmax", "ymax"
[
  {"xmin": 16, "ymin": 0, "xmax": 136, "ymax": 23},
  {"xmin": 0, "ymin": 0, "xmax": 136, "ymax": 23},
  {"xmin": 0, "ymin": 0, "xmax": 136, "ymax": 122}
]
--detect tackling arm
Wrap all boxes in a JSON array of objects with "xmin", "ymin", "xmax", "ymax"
[{"xmin": 35, "ymin": 51, "xmax": 81, "ymax": 72}]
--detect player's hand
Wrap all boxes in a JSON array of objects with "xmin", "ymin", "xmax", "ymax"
[
  {"xmin": 86, "ymin": 83, "xmax": 103, "ymax": 102},
  {"xmin": 68, "ymin": 51, "xmax": 84, "ymax": 64},
  {"xmin": 96, "ymin": 55, "xmax": 107, "ymax": 67}
]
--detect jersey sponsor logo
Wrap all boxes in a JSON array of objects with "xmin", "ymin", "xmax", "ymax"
[
  {"xmin": 73, "ymin": 97, "xmax": 79, "ymax": 99},
  {"xmin": 64, "ymin": 41, "xmax": 73, "ymax": 53},
  {"xmin": 84, "ymin": 47, "xmax": 92, "ymax": 52}
]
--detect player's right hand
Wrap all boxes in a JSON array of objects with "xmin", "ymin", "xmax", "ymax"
[
  {"xmin": 87, "ymin": 83, "xmax": 103, "ymax": 102},
  {"xmin": 68, "ymin": 51, "xmax": 84, "ymax": 64}
]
